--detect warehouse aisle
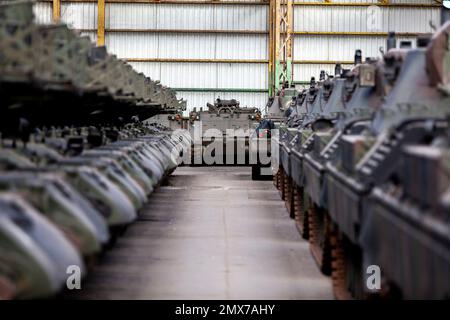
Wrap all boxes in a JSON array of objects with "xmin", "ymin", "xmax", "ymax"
[{"xmin": 74, "ymin": 167, "xmax": 333, "ymax": 299}]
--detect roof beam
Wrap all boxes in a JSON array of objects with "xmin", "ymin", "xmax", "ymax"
[
  {"xmin": 97, "ymin": 0, "xmax": 106, "ymax": 46},
  {"xmin": 38, "ymin": 0, "xmax": 440, "ymax": 7},
  {"xmin": 76, "ymin": 28, "xmax": 427, "ymax": 37},
  {"xmin": 125, "ymin": 58, "xmax": 353, "ymax": 64},
  {"xmin": 52, "ymin": 0, "xmax": 61, "ymax": 22}
]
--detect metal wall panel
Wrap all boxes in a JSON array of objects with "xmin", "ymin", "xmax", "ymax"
[
  {"xmin": 292, "ymin": 2, "xmax": 437, "ymax": 85},
  {"xmin": 106, "ymin": 33, "xmax": 266, "ymax": 60},
  {"xmin": 154, "ymin": 3, "xmax": 266, "ymax": 30},
  {"xmin": 160, "ymin": 63, "xmax": 217, "ymax": 88},
  {"xmin": 294, "ymin": 6, "xmax": 439, "ymax": 33},
  {"xmin": 80, "ymin": 31, "xmax": 98, "ymax": 45},
  {"xmin": 33, "ymin": 1, "xmax": 52, "ymax": 24},
  {"xmin": 294, "ymin": 5, "xmax": 333, "ymax": 32},
  {"xmin": 320, "ymin": 36, "xmax": 386, "ymax": 61},
  {"xmin": 217, "ymin": 63, "xmax": 267, "ymax": 89},
  {"xmin": 294, "ymin": 36, "xmax": 330, "ymax": 61},
  {"xmin": 156, "ymin": 34, "xmax": 266, "ymax": 60},
  {"xmin": 158, "ymin": 4, "xmax": 214, "ymax": 30},
  {"xmin": 105, "ymin": 33, "xmax": 158, "ymax": 59},
  {"xmin": 106, "ymin": 4, "xmax": 157, "ymax": 29},
  {"xmin": 293, "ymin": 35, "xmax": 417, "ymax": 61},
  {"xmin": 127, "ymin": 62, "xmax": 267, "ymax": 90},
  {"xmin": 105, "ymin": 3, "xmax": 267, "ymax": 31},
  {"xmin": 294, "ymin": 64, "xmax": 354, "ymax": 83},
  {"xmin": 158, "ymin": 34, "xmax": 216, "ymax": 59},
  {"xmin": 60, "ymin": 3, "xmax": 97, "ymax": 29},
  {"xmin": 128, "ymin": 62, "xmax": 161, "ymax": 81},
  {"xmin": 387, "ymin": 7, "xmax": 440, "ymax": 32},
  {"xmin": 216, "ymin": 34, "xmax": 267, "ymax": 60},
  {"xmin": 214, "ymin": 5, "xmax": 267, "ymax": 31},
  {"xmin": 330, "ymin": 7, "xmax": 380, "ymax": 33}
]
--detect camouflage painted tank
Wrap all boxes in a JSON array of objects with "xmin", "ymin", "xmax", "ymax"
[
  {"xmin": 358, "ymin": 23, "xmax": 450, "ymax": 299},
  {"xmin": 322, "ymin": 25, "xmax": 450, "ymax": 298},
  {"xmin": 189, "ymin": 98, "xmax": 261, "ymax": 165},
  {"xmin": 0, "ymin": 192, "xmax": 85, "ymax": 299},
  {"xmin": 0, "ymin": 0, "xmax": 187, "ymax": 300}
]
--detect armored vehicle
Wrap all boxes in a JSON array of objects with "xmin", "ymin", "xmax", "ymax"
[
  {"xmin": 250, "ymin": 86, "xmax": 299, "ymax": 180},
  {"xmin": 189, "ymin": 98, "xmax": 261, "ymax": 165},
  {"xmin": 147, "ymin": 113, "xmax": 190, "ymax": 131},
  {"xmin": 272, "ymin": 22, "xmax": 450, "ymax": 299},
  {"xmin": 0, "ymin": 0, "xmax": 186, "ymax": 299}
]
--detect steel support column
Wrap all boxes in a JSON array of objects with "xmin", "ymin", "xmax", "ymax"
[
  {"xmin": 52, "ymin": 0, "xmax": 61, "ymax": 22},
  {"xmin": 269, "ymin": 0, "xmax": 293, "ymax": 96},
  {"xmin": 269, "ymin": 0, "xmax": 275, "ymax": 96},
  {"xmin": 97, "ymin": 0, "xmax": 106, "ymax": 46}
]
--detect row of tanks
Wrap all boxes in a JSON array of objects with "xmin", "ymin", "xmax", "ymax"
[
  {"xmin": 0, "ymin": 0, "xmax": 189, "ymax": 299},
  {"xmin": 0, "ymin": 0, "xmax": 186, "ymax": 131},
  {"xmin": 271, "ymin": 21, "xmax": 450, "ymax": 299}
]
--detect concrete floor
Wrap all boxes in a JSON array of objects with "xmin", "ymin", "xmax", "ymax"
[{"xmin": 74, "ymin": 167, "xmax": 333, "ymax": 299}]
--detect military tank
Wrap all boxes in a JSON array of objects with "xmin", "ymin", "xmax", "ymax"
[
  {"xmin": 0, "ymin": 192, "xmax": 85, "ymax": 299},
  {"xmin": 0, "ymin": 0, "xmax": 187, "ymax": 299},
  {"xmin": 355, "ymin": 25, "xmax": 450, "ymax": 299},
  {"xmin": 147, "ymin": 113, "xmax": 189, "ymax": 131},
  {"xmin": 189, "ymin": 98, "xmax": 261, "ymax": 166},
  {"xmin": 272, "ymin": 19, "xmax": 450, "ymax": 299},
  {"xmin": 251, "ymin": 84, "xmax": 299, "ymax": 180},
  {"xmin": 278, "ymin": 73, "xmax": 328, "ymax": 217},
  {"xmin": 323, "ymin": 27, "xmax": 450, "ymax": 299}
]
